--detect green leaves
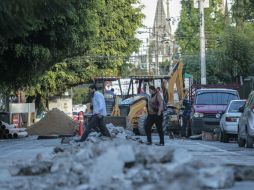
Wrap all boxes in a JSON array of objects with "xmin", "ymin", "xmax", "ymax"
[
  {"xmin": 176, "ymin": 0, "xmax": 231, "ymax": 84},
  {"xmin": 217, "ymin": 26, "xmax": 254, "ymax": 82},
  {"xmin": 0, "ymin": 0, "xmax": 144, "ymax": 96},
  {"xmin": 0, "ymin": 0, "xmax": 100, "ymax": 90}
]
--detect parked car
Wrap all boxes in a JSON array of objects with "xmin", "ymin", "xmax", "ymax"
[
  {"xmin": 191, "ymin": 88, "xmax": 240, "ymax": 135},
  {"xmin": 219, "ymin": 100, "xmax": 246, "ymax": 143},
  {"xmin": 238, "ymin": 91, "xmax": 254, "ymax": 148}
]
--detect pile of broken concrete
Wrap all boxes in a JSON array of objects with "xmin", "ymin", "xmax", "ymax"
[{"xmin": 0, "ymin": 124, "xmax": 238, "ymax": 190}]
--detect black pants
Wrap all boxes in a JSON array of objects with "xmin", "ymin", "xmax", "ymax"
[
  {"xmin": 80, "ymin": 115, "xmax": 111, "ymax": 141},
  {"xmin": 145, "ymin": 114, "xmax": 164, "ymax": 144}
]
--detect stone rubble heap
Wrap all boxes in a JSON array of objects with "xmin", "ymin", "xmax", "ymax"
[{"xmin": 0, "ymin": 125, "xmax": 239, "ymax": 190}]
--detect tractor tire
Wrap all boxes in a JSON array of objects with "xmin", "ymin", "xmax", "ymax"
[
  {"xmin": 138, "ymin": 115, "xmax": 147, "ymax": 136},
  {"xmin": 162, "ymin": 110, "xmax": 171, "ymax": 135}
]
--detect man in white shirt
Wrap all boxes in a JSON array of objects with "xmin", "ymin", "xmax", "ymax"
[{"xmin": 75, "ymin": 84, "xmax": 111, "ymax": 142}]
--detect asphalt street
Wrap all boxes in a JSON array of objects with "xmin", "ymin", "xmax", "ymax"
[{"xmin": 0, "ymin": 136, "xmax": 254, "ymax": 189}]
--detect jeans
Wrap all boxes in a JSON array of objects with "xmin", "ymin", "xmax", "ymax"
[
  {"xmin": 145, "ymin": 114, "xmax": 164, "ymax": 144},
  {"xmin": 80, "ymin": 115, "xmax": 111, "ymax": 141}
]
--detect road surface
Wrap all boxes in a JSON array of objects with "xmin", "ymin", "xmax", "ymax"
[{"xmin": 0, "ymin": 136, "xmax": 254, "ymax": 189}]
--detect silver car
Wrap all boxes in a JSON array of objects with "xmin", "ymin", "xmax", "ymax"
[
  {"xmin": 238, "ymin": 91, "xmax": 254, "ymax": 148},
  {"xmin": 219, "ymin": 100, "xmax": 246, "ymax": 143}
]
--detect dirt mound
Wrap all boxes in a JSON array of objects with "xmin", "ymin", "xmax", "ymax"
[{"xmin": 27, "ymin": 108, "xmax": 77, "ymax": 136}]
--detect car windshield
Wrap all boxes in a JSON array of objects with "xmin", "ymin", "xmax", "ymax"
[
  {"xmin": 195, "ymin": 92, "xmax": 238, "ymax": 105},
  {"xmin": 228, "ymin": 101, "xmax": 245, "ymax": 113}
]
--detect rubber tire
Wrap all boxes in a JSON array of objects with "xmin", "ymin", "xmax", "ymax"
[
  {"xmin": 246, "ymin": 132, "xmax": 253, "ymax": 148},
  {"xmin": 238, "ymin": 136, "xmax": 246, "ymax": 147},
  {"xmin": 138, "ymin": 115, "xmax": 147, "ymax": 136},
  {"xmin": 219, "ymin": 130, "xmax": 223, "ymax": 142},
  {"xmin": 191, "ymin": 128, "xmax": 200, "ymax": 136},
  {"xmin": 237, "ymin": 125, "xmax": 245, "ymax": 147},
  {"xmin": 220, "ymin": 131, "xmax": 229, "ymax": 143}
]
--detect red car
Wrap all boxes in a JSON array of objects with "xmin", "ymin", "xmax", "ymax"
[{"xmin": 191, "ymin": 88, "xmax": 240, "ymax": 135}]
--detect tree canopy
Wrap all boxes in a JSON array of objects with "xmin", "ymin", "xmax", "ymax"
[
  {"xmin": 0, "ymin": 0, "xmax": 101, "ymax": 91},
  {"xmin": 0, "ymin": 0, "xmax": 144, "ymax": 97},
  {"xmin": 176, "ymin": 0, "xmax": 234, "ymax": 84}
]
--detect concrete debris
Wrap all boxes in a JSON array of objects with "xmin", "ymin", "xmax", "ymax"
[
  {"xmin": 0, "ymin": 124, "xmax": 240, "ymax": 190},
  {"xmin": 12, "ymin": 161, "xmax": 52, "ymax": 176},
  {"xmin": 106, "ymin": 123, "xmax": 134, "ymax": 139},
  {"xmin": 229, "ymin": 164, "xmax": 254, "ymax": 181},
  {"xmin": 89, "ymin": 147, "xmax": 125, "ymax": 188},
  {"xmin": 198, "ymin": 166, "xmax": 234, "ymax": 189}
]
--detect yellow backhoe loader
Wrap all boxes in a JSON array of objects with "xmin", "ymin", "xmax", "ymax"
[{"xmin": 121, "ymin": 61, "xmax": 185, "ymax": 135}]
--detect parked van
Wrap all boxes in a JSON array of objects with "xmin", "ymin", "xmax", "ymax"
[{"xmin": 191, "ymin": 88, "xmax": 240, "ymax": 135}]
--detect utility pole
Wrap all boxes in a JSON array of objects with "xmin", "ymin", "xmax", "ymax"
[
  {"xmin": 194, "ymin": 0, "xmax": 209, "ymax": 84},
  {"xmin": 156, "ymin": 31, "xmax": 159, "ymax": 75},
  {"xmin": 200, "ymin": 0, "xmax": 206, "ymax": 84},
  {"xmin": 166, "ymin": 0, "xmax": 172, "ymax": 35},
  {"xmin": 146, "ymin": 38, "xmax": 150, "ymax": 74},
  {"xmin": 166, "ymin": 0, "xmax": 172, "ymax": 74}
]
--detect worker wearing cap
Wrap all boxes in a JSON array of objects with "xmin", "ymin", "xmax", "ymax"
[{"xmin": 75, "ymin": 84, "xmax": 111, "ymax": 142}]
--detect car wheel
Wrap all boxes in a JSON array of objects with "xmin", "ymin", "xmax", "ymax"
[
  {"xmin": 246, "ymin": 131, "xmax": 253, "ymax": 148},
  {"xmin": 220, "ymin": 130, "xmax": 229, "ymax": 143},
  {"xmin": 237, "ymin": 125, "xmax": 245, "ymax": 147},
  {"xmin": 219, "ymin": 130, "xmax": 223, "ymax": 142},
  {"xmin": 238, "ymin": 137, "xmax": 246, "ymax": 147}
]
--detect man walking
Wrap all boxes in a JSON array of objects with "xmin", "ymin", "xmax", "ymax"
[
  {"xmin": 145, "ymin": 85, "xmax": 164, "ymax": 146},
  {"xmin": 75, "ymin": 84, "xmax": 111, "ymax": 142}
]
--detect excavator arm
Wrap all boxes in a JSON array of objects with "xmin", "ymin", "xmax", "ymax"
[{"xmin": 167, "ymin": 61, "xmax": 184, "ymax": 106}]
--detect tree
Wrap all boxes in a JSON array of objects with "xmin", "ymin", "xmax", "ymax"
[
  {"xmin": 217, "ymin": 26, "xmax": 254, "ymax": 83},
  {"xmin": 0, "ymin": 0, "xmax": 101, "ymax": 91},
  {"xmin": 26, "ymin": 0, "xmax": 144, "ymax": 97},
  {"xmin": 176, "ymin": 0, "xmax": 227, "ymax": 83},
  {"xmin": 89, "ymin": 0, "xmax": 144, "ymax": 75},
  {"xmin": 232, "ymin": 0, "xmax": 254, "ymax": 27}
]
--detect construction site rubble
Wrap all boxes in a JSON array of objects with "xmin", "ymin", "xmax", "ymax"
[
  {"xmin": 27, "ymin": 108, "xmax": 77, "ymax": 136},
  {"xmin": 0, "ymin": 124, "xmax": 237, "ymax": 190}
]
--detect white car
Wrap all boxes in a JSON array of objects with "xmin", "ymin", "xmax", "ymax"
[{"xmin": 219, "ymin": 100, "xmax": 246, "ymax": 143}]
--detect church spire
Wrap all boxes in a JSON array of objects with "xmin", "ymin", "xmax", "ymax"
[{"xmin": 153, "ymin": 0, "xmax": 169, "ymax": 35}]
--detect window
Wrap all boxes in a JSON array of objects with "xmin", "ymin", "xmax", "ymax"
[
  {"xmin": 228, "ymin": 101, "xmax": 245, "ymax": 113},
  {"xmin": 195, "ymin": 92, "xmax": 238, "ymax": 105}
]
